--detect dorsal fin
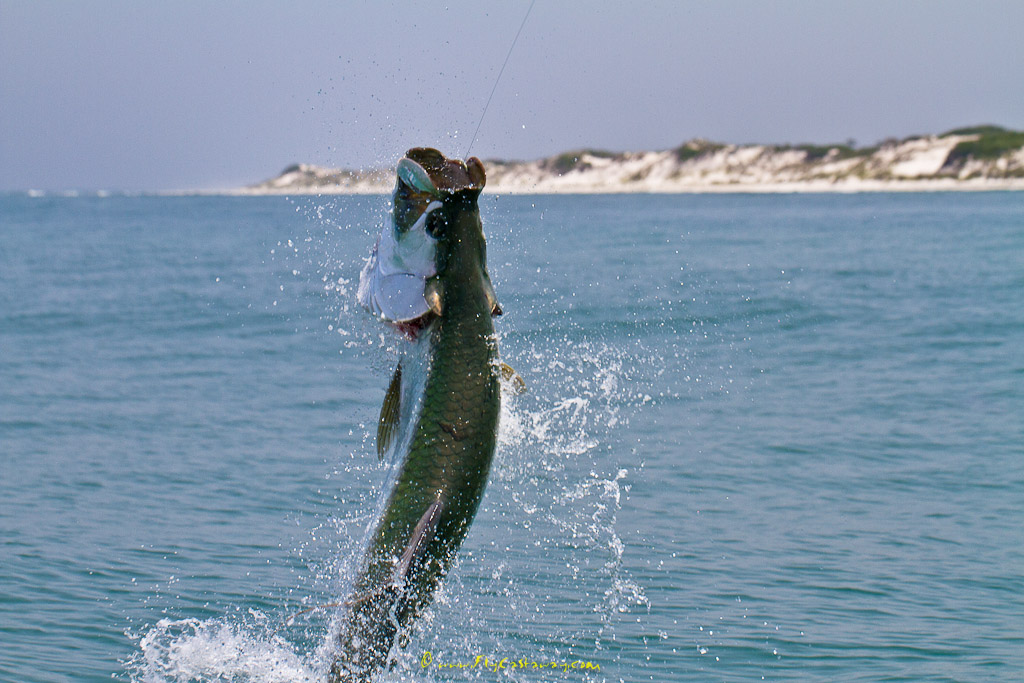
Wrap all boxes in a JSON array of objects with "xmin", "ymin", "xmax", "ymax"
[{"xmin": 376, "ymin": 363, "xmax": 402, "ymax": 460}]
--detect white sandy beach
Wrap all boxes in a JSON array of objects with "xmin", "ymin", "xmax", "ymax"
[{"xmin": 237, "ymin": 132, "xmax": 1024, "ymax": 195}]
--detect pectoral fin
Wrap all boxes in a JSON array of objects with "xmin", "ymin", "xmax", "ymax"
[
  {"xmin": 500, "ymin": 362, "xmax": 527, "ymax": 394},
  {"xmin": 424, "ymin": 277, "xmax": 444, "ymax": 316},
  {"xmin": 377, "ymin": 363, "xmax": 402, "ymax": 460}
]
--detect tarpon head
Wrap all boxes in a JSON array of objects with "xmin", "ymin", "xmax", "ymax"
[
  {"xmin": 393, "ymin": 147, "xmax": 485, "ymax": 229},
  {"xmin": 398, "ymin": 148, "xmax": 500, "ymax": 319},
  {"xmin": 358, "ymin": 148, "xmax": 499, "ymax": 324}
]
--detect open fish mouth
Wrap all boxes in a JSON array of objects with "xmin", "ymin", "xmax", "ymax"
[{"xmin": 357, "ymin": 149, "xmax": 486, "ymax": 324}]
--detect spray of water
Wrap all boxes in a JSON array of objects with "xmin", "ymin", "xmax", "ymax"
[{"xmin": 126, "ymin": 195, "xmax": 657, "ymax": 682}]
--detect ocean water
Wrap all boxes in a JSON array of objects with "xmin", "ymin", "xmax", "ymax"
[{"xmin": 1, "ymin": 191, "xmax": 1022, "ymax": 682}]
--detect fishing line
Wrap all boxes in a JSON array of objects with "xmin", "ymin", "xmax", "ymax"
[{"xmin": 464, "ymin": 0, "xmax": 537, "ymax": 160}]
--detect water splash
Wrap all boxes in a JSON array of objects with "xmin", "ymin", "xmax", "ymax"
[
  {"xmin": 130, "ymin": 615, "xmax": 320, "ymax": 683},
  {"xmin": 492, "ymin": 339, "xmax": 652, "ymax": 651},
  {"xmin": 126, "ymin": 198, "xmax": 656, "ymax": 681}
]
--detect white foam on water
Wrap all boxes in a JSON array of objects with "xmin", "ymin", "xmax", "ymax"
[{"xmin": 130, "ymin": 615, "xmax": 323, "ymax": 682}]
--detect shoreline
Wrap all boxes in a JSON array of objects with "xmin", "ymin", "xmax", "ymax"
[
  {"xmin": 10, "ymin": 180, "xmax": 1024, "ymax": 198},
  {"xmin": 223, "ymin": 177, "xmax": 1024, "ymax": 196},
  {"xmin": 239, "ymin": 127, "xmax": 1024, "ymax": 197}
]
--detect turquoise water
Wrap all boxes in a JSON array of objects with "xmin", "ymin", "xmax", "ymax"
[{"xmin": 1, "ymin": 192, "xmax": 1022, "ymax": 682}]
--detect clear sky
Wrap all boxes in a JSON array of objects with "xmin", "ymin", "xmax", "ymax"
[{"xmin": 2, "ymin": 0, "xmax": 1023, "ymax": 191}]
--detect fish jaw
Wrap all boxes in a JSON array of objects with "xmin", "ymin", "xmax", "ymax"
[{"xmin": 356, "ymin": 198, "xmax": 441, "ymax": 323}]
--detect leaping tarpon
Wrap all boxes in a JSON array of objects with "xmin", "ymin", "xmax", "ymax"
[{"xmin": 330, "ymin": 148, "xmax": 517, "ymax": 682}]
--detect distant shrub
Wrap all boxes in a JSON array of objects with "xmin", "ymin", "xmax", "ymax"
[
  {"xmin": 543, "ymin": 149, "xmax": 617, "ymax": 174},
  {"xmin": 942, "ymin": 124, "xmax": 1011, "ymax": 137},
  {"xmin": 547, "ymin": 153, "xmax": 581, "ymax": 175},
  {"xmin": 673, "ymin": 140, "xmax": 725, "ymax": 162},
  {"xmin": 945, "ymin": 126, "xmax": 1024, "ymax": 163},
  {"xmin": 795, "ymin": 144, "xmax": 862, "ymax": 162},
  {"xmin": 769, "ymin": 144, "xmax": 868, "ymax": 162}
]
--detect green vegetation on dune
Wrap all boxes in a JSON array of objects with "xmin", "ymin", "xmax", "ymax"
[
  {"xmin": 942, "ymin": 124, "xmax": 1014, "ymax": 137},
  {"xmin": 942, "ymin": 125, "xmax": 1024, "ymax": 164},
  {"xmin": 539, "ymin": 126, "xmax": 1024, "ymax": 178},
  {"xmin": 794, "ymin": 144, "xmax": 845, "ymax": 161},
  {"xmin": 544, "ymin": 149, "xmax": 618, "ymax": 174},
  {"xmin": 673, "ymin": 139, "xmax": 726, "ymax": 162},
  {"xmin": 260, "ymin": 125, "xmax": 1024, "ymax": 190},
  {"xmin": 789, "ymin": 144, "xmax": 866, "ymax": 161},
  {"xmin": 675, "ymin": 139, "xmax": 877, "ymax": 164}
]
